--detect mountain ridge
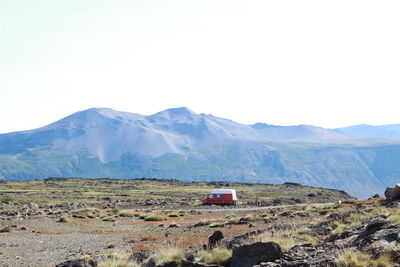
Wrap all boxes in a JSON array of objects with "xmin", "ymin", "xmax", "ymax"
[{"xmin": 1, "ymin": 107, "xmax": 400, "ymax": 199}]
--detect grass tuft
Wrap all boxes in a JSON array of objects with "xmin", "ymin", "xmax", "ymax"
[
  {"xmin": 335, "ymin": 249, "xmax": 371, "ymax": 267},
  {"xmin": 144, "ymin": 214, "xmax": 166, "ymax": 221},
  {"xmin": 147, "ymin": 247, "xmax": 184, "ymax": 265},
  {"xmin": 99, "ymin": 250, "xmax": 140, "ymax": 267},
  {"xmin": 198, "ymin": 248, "xmax": 232, "ymax": 265},
  {"xmin": 119, "ymin": 211, "xmax": 136, "ymax": 217}
]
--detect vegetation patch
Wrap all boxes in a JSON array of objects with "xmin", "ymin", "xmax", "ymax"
[{"xmin": 198, "ymin": 248, "xmax": 232, "ymax": 265}]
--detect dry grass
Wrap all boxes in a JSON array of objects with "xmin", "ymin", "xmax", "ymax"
[
  {"xmin": 387, "ymin": 214, "xmax": 400, "ymax": 224},
  {"xmin": 259, "ymin": 223, "xmax": 316, "ymax": 251},
  {"xmin": 198, "ymin": 247, "xmax": 232, "ymax": 265},
  {"xmin": 146, "ymin": 247, "xmax": 184, "ymax": 265},
  {"xmin": 335, "ymin": 249, "xmax": 393, "ymax": 267},
  {"xmin": 118, "ymin": 211, "xmax": 136, "ymax": 217},
  {"xmin": 144, "ymin": 214, "xmax": 167, "ymax": 221},
  {"xmin": 336, "ymin": 249, "xmax": 371, "ymax": 267},
  {"xmin": 99, "ymin": 250, "xmax": 140, "ymax": 267}
]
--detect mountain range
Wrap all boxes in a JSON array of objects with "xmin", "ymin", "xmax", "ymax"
[{"xmin": 1, "ymin": 107, "xmax": 400, "ymax": 198}]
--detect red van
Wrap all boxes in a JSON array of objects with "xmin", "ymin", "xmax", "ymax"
[{"xmin": 202, "ymin": 189, "xmax": 237, "ymax": 205}]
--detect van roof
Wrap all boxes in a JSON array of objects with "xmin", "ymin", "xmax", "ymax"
[{"xmin": 210, "ymin": 189, "xmax": 236, "ymax": 194}]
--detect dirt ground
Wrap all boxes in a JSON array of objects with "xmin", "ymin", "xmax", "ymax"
[{"xmin": 0, "ymin": 207, "xmax": 266, "ymax": 267}]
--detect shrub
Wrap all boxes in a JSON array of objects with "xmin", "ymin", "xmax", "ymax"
[
  {"xmin": 119, "ymin": 211, "xmax": 136, "ymax": 217},
  {"xmin": 344, "ymin": 213, "xmax": 365, "ymax": 226},
  {"xmin": 370, "ymin": 254, "xmax": 394, "ymax": 267},
  {"xmin": 178, "ymin": 210, "xmax": 187, "ymax": 216},
  {"xmin": 167, "ymin": 212, "xmax": 179, "ymax": 217},
  {"xmin": 0, "ymin": 196, "xmax": 14, "ymax": 202},
  {"xmin": 335, "ymin": 249, "xmax": 371, "ymax": 267},
  {"xmin": 58, "ymin": 216, "xmax": 69, "ymax": 223},
  {"xmin": 226, "ymin": 217, "xmax": 240, "ymax": 225},
  {"xmin": 109, "ymin": 208, "xmax": 122, "ymax": 214},
  {"xmin": 147, "ymin": 247, "xmax": 184, "ymax": 265},
  {"xmin": 144, "ymin": 214, "xmax": 166, "ymax": 221},
  {"xmin": 99, "ymin": 250, "xmax": 140, "ymax": 267},
  {"xmin": 198, "ymin": 248, "xmax": 232, "ymax": 265},
  {"xmin": 260, "ymin": 225, "xmax": 315, "ymax": 251},
  {"xmin": 168, "ymin": 222, "xmax": 178, "ymax": 228},
  {"xmin": 387, "ymin": 214, "xmax": 400, "ymax": 224}
]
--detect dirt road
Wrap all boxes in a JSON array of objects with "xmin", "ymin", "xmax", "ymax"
[{"xmin": 195, "ymin": 202, "xmax": 335, "ymax": 212}]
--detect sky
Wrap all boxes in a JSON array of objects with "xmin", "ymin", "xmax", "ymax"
[{"xmin": 1, "ymin": 0, "xmax": 400, "ymax": 133}]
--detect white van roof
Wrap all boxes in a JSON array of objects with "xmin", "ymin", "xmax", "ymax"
[
  {"xmin": 210, "ymin": 189, "xmax": 237, "ymax": 200},
  {"xmin": 211, "ymin": 189, "xmax": 236, "ymax": 194}
]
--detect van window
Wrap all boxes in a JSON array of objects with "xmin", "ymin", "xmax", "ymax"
[
  {"xmin": 208, "ymin": 194, "xmax": 214, "ymax": 199},
  {"xmin": 216, "ymin": 194, "xmax": 222, "ymax": 198}
]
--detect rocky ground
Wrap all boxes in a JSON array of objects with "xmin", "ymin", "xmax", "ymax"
[
  {"xmin": 1, "ymin": 195, "xmax": 400, "ymax": 266},
  {"xmin": 2, "ymin": 179, "xmax": 399, "ymax": 267}
]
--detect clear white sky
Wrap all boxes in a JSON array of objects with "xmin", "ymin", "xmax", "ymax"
[{"xmin": 1, "ymin": 0, "xmax": 400, "ymax": 133}]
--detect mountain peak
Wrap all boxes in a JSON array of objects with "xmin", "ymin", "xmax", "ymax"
[
  {"xmin": 151, "ymin": 107, "xmax": 197, "ymax": 120},
  {"xmin": 160, "ymin": 107, "xmax": 195, "ymax": 115}
]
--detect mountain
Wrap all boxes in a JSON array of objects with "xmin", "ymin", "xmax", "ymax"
[
  {"xmin": 335, "ymin": 124, "xmax": 400, "ymax": 140},
  {"xmin": 1, "ymin": 107, "xmax": 400, "ymax": 199}
]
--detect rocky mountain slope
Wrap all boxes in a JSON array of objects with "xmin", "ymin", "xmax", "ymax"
[{"xmin": 1, "ymin": 107, "xmax": 400, "ymax": 198}]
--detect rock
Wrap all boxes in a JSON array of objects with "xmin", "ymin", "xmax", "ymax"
[
  {"xmin": 384, "ymin": 184, "xmax": 400, "ymax": 201},
  {"xmin": 144, "ymin": 258, "xmax": 156, "ymax": 267},
  {"xmin": 55, "ymin": 258, "xmax": 98, "ymax": 267},
  {"xmin": 208, "ymin": 230, "xmax": 224, "ymax": 248},
  {"xmin": 57, "ymin": 203, "xmax": 71, "ymax": 210},
  {"xmin": 365, "ymin": 219, "xmax": 389, "ymax": 232},
  {"xmin": 1, "ymin": 210, "xmax": 19, "ymax": 216},
  {"xmin": 27, "ymin": 202, "xmax": 39, "ymax": 209},
  {"xmin": 278, "ymin": 244, "xmax": 337, "ymax": 266},
  {"xmin": 272, "ymin": 199, "xmax": 282, "ymax": 205},
  {"xmin": 181, "ymin": 260, "xmax": 223, "ymax": 267},
  {"xmin": 77, "ymin": 203, "xmax": 87, "ymax": 209},
  {"xmin": 387, "ymin": 200, "xmax": 400, "ymax": 208},
  {"xmin": 327, "ymin": 213, "xmax": 344, "ymax": 220},
  {"xmin": 157, "ymin": 262, "xmax": 179, "ymax": 267},
  {"xmin": 227, "ymin": 230, "xmax": 265, "ymax": 249},
  {"xmin": 313, "ymin": 225, "xmax": 332, "ymax": 235},
  {"xmin": 0, "ymin": 226, "xmax": 12, "ymax": 233},
  {"xmin": 238, "ymin": 217, "xmax": 251, "ymax": 224},
  {"xmin": 230, "ymin": 242, "xmax": 282, "ymax": 267},
  {"xmin": 129, "ymin": 250, "xmax": 153, "ymax": 263},
  {"xmin": 327, "ymin": 218, "xmax": 400, "ymax": 256}
]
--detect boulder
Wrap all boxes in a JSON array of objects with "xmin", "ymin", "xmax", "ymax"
[
  {"xmin": 156, "ymin": 262, "xmax": 179, "ymax": 267},
  {"xmin": 230, "ymin": 242, "xmax": 282, "ymax": 267},
  {"xmin": 55, "ymin": 258, "xmax": 98, "ymax": 267},
  {"xmin": 384, "ymin": 184, "xmax": 400, "ymax": 201},
  {"xmin": 208, "ymin": 230, "xmax": 224, "ymax": 248},
  {"xmin": 181, "ymin": 260, "xmax": 223, "ymax": 267}
]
